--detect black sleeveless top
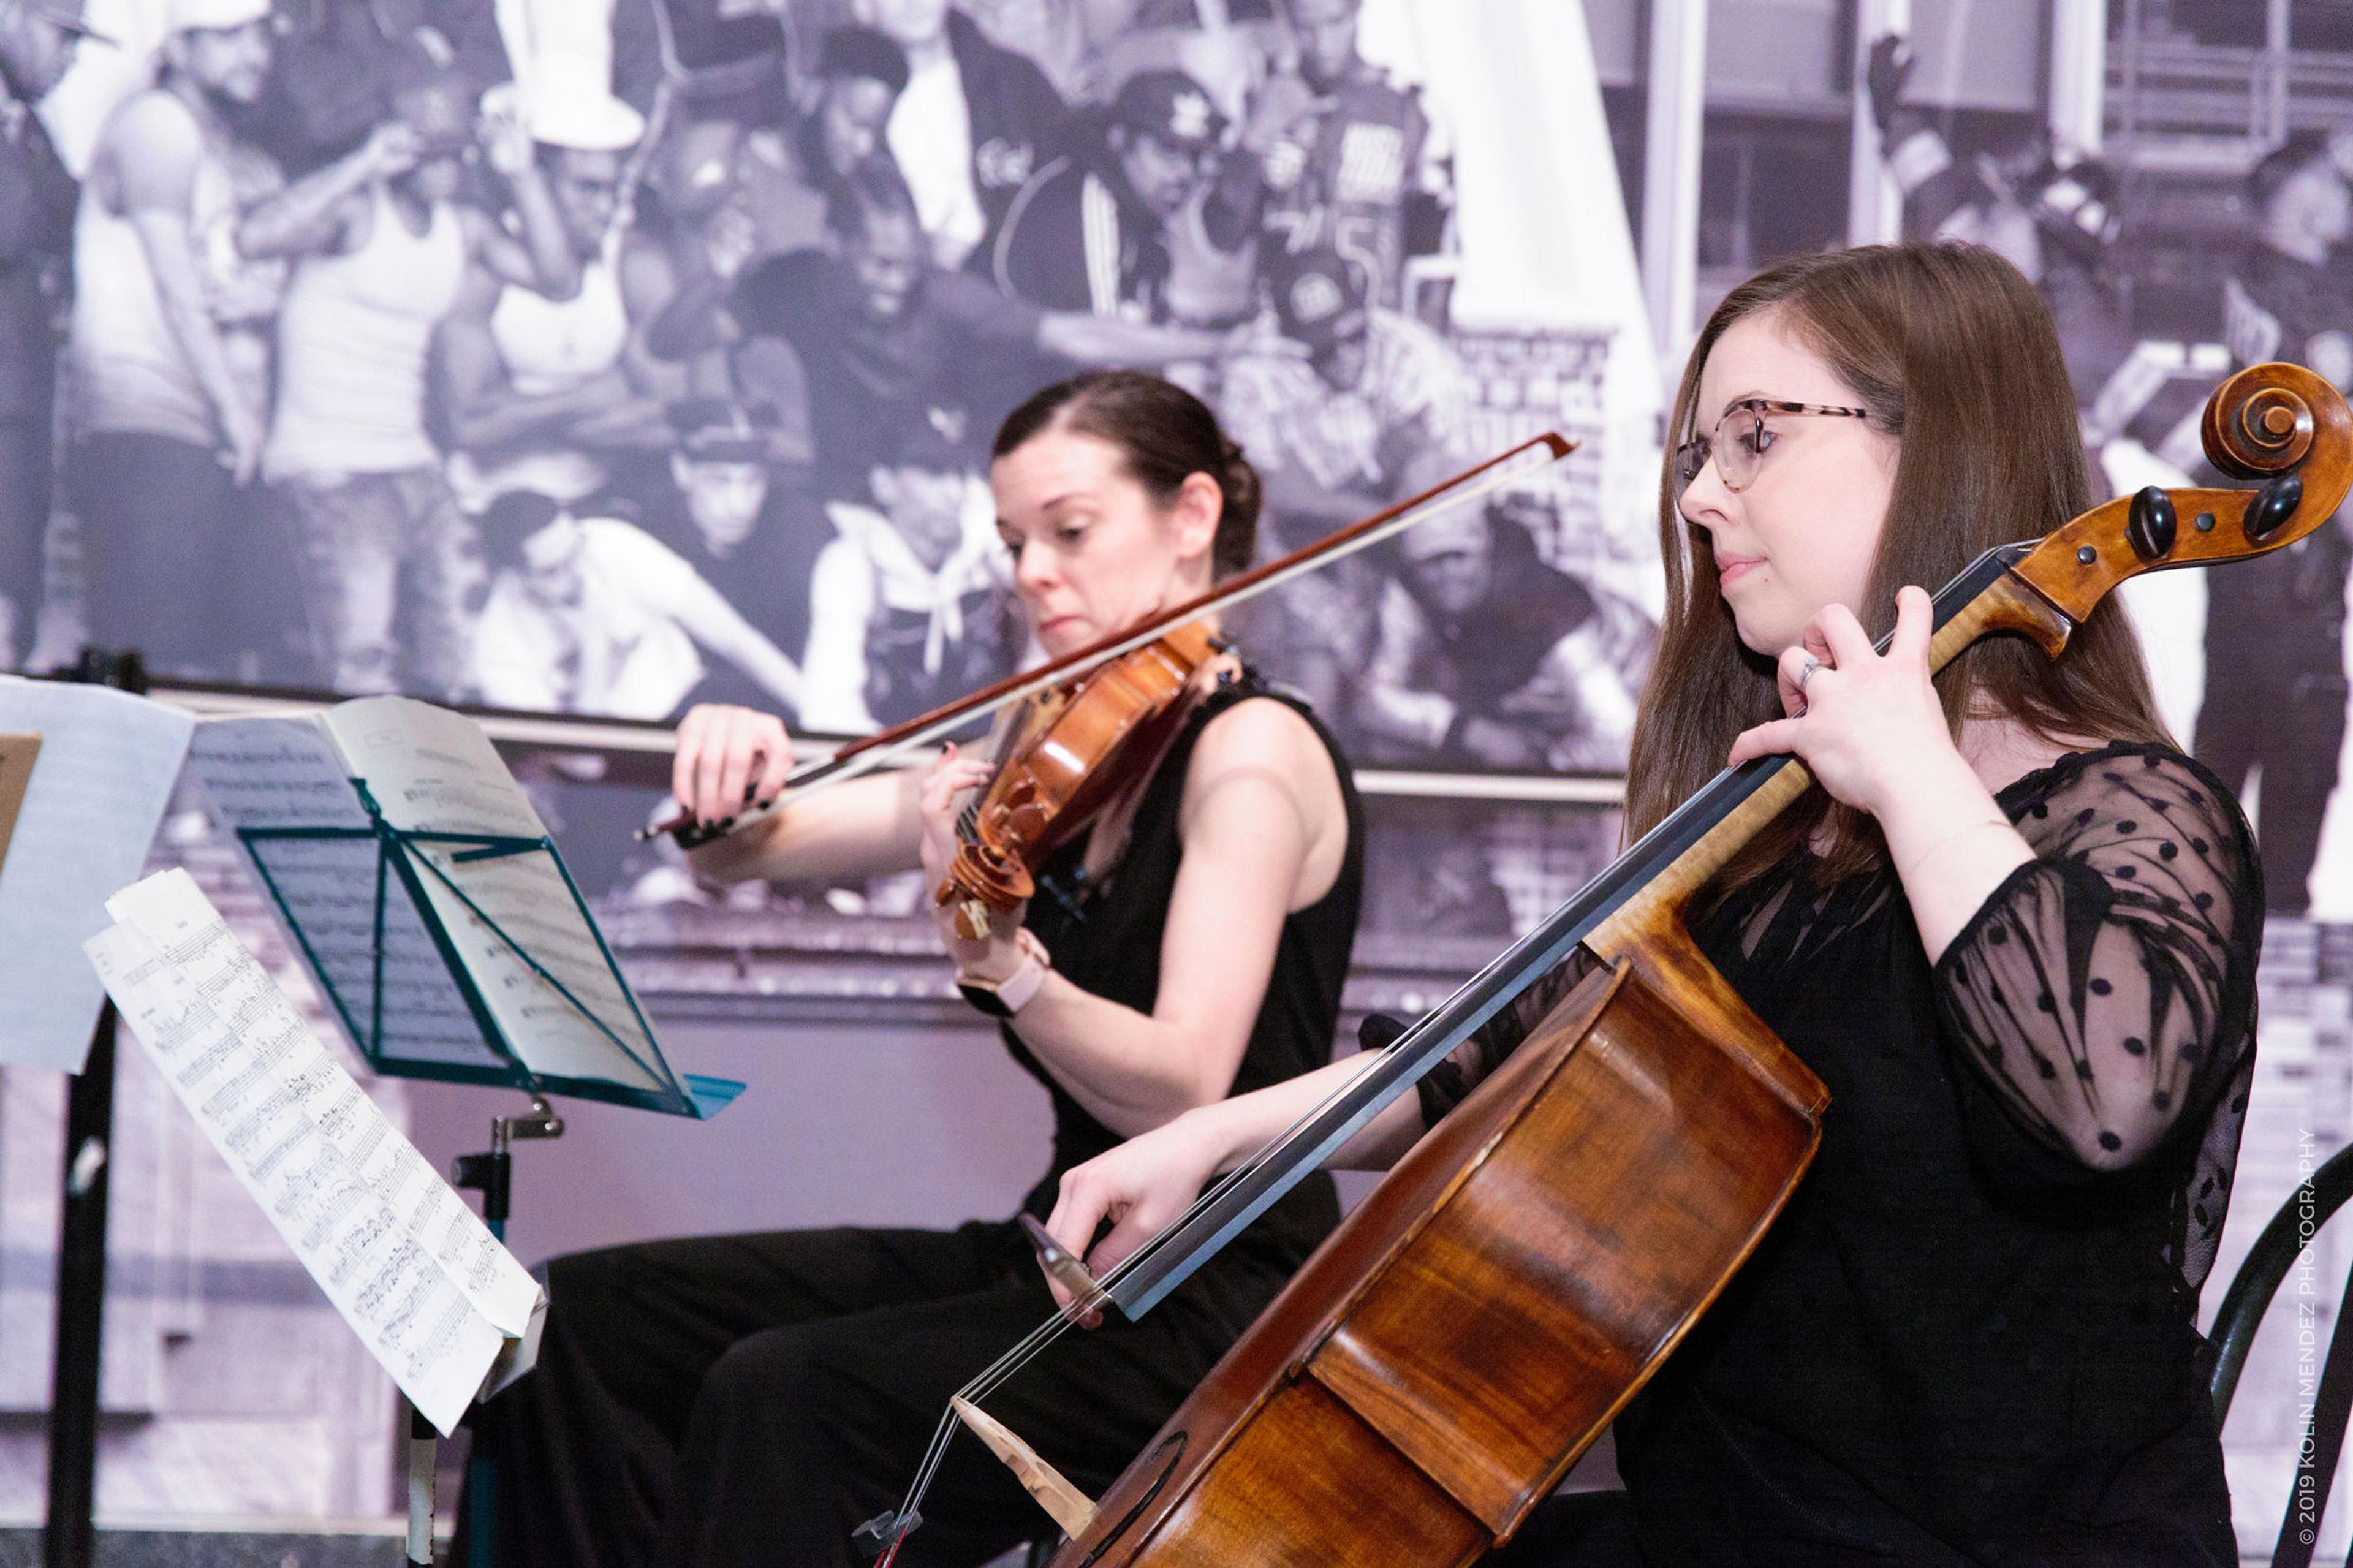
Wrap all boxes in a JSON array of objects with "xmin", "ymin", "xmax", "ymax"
[{"xmin": 1010, "ymin": 670, "xmax": 1363, "ymax": 1268}]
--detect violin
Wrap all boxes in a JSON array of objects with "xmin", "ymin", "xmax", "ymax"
[
  {"xmin": 937, "ymin": 619, "xmax": 1221, "ymax": 941},
  {"xmin": 855, "ymin": 361, "xmax": 2353, "ymax": 1566},
  {"xmin": 645, "ymin": 436, "xmax": 1575, "ymax": 909}
]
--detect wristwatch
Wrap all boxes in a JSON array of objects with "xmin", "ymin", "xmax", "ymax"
[{"xmin": 957, "ymin": 927, "xmax": 1053, "ymax": 1018}]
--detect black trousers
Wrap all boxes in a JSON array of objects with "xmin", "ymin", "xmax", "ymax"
[
  {"xmin": 2194, "ymin": 667, "xmax": 2345, "ymax": 914},
  {"xmin": 454, "ymin": 1218, "xmax": 1294, "ymax": 1568}
]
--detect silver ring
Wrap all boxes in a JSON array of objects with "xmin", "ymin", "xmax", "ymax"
[{"xmin": 1797, "ymin": 654, "xmax": 1822, "ymax": 695}]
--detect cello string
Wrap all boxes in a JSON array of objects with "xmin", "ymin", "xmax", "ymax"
[{"xmin": 890, "ymin": 1292, "xmax": 1112, "ymax": 1530}]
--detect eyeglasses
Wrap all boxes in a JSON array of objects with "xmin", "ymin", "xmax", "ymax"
[{"xmin": 1673, "ymin": 398, "xmax": 1870, "ymax": 497}]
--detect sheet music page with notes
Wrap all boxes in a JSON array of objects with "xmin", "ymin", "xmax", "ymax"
[
  {"xmin": 0, "ymin": 676, "xmax": 194, "ymax": 1072},
  {"xmin": 86, "ymin": 868, "xmax": 544, "ymax": 1434},
  {"xmin": 186, "ymin": 714, "xmax": 507, "ymax": 1076},
  {"xmin": 316, "ymin": 697, "xmax": 666, "ymax": 1095}
]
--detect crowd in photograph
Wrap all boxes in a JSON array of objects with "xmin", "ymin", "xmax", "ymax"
[{"xmin": 0, "ymin": 0, "xmax": 1653, "ymax": 779}]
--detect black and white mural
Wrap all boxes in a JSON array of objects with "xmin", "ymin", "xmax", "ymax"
[{"xmin": 0, "ymin": 0, "xmax": 1662, "ymax": 791}]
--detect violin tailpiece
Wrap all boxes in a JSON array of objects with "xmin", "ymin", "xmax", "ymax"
[{"xmin": 949, "ymin": 1397, "xmax": 1097, "ymax": 1537}]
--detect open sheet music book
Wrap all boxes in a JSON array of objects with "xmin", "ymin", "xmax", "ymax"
[
  {"xmin": 184, "ymin": 696, "xmax": 737, "ymax": 1118},
  {"xmin": 87, "ymin": 869, "xmax": 544, "ymax": 1434}
]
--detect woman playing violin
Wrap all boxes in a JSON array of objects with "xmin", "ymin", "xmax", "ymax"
[
  {"xmin": 457, "ymin": 371, "xmax": 1363, "ymax": 1568},
  {"xmin": 1046, "ymin": 244, "xmax": 2254, "ymax": 1564}
]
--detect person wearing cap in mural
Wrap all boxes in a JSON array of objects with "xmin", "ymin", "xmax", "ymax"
[
  {"xmin": 1216, "ymin": 243, "xmax": 1470, "ymax": 713},
  {"xmin": 1355, "ymin": 500, "xmax": 1648, "ymax": 773},
  {"xmin": 641, "ymin": 396, "xmax": 832, "ymax": 703},
  {"xmin": 0, "ymin": 0, "xmax": 107, "ymax": 667},
  {"xmin": 438, "ymin": 72, "xmax": 675, "ymax": 517},
  {"xmin": 2194, "ymin": 132, "xmax": 2353, "ymax": 917},
  {"xmin": 855, "ymin": 0, "xmax": 1066, "ymax": 271},
  {"xmin": 742, "ymin": 22, "xmax": 911, "ymax": 260},
  {"xmin": 469, "ymin": 488, "xmax": 802, "ymax": 721},
  {"xmin": 798, "ymin": 401, "xmax": 1023, "ymax": 735},
  {"xmin": 988, "ymin": 66, "xmax": 1233, "ymax": 322},
  {"xmin": 67, "ymin": 0, "xmax": 282, "ymax": 679},
  {"xmin": 646, "ymin": 155, "xmax": 1230, "ymax": 501},
  {"xmin": 1237, "ymin": 0, "xmax": 1448, "ymax": 311},
  {"xmin": 233, "ymin": 51, "xmax": 576, "ymax": 698},
  {"xmin": 633, "ymin": 25, "xmax": 914, "ymax": 410}
]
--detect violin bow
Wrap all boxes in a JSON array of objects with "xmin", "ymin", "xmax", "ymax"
[{"xmin": 642, "ymin": 431, "xmax": 1577, "ymax": 846}]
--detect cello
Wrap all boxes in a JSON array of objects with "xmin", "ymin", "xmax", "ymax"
[{"xmin": 858, "ymin": 360, "xmax": 2352, "ymax": 1565}]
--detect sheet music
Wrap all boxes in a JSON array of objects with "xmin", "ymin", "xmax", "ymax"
[
  {"xmin": 0, "ymin": 676, "xmax": 194, "ymax": 1072},
  {"xmin": 320, "ymin": 699, "xmax": 665, "ymax": 1094},
  {"xmin": 188, "ymin": 718, "xmax": 504, "ymax": 1075},
  {"xmin": 86, "ymin": 869, "xmax": 542, "ymax": 1434}
]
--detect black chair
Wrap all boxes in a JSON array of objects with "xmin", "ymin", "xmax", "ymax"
[{"xmin": 2208, "ymin": 1143, "xmax": 2353, "ymax": 1568}]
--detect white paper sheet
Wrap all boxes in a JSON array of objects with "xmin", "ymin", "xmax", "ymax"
[
  {"xmin": 86, "ymin": 869, "xmax": 543, "ymax": 1434},
  {"xmin": 0, "ymin": 676, "xmax": 194, "ymax": 1072}
]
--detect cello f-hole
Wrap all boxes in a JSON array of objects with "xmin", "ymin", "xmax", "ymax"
[{"xmin": 1078, "ymin": 1431, "xmax": 1189, "ymax": 1566}]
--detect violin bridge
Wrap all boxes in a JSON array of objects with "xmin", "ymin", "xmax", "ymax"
[{"xmin": 950, "ymin": 1396, "xmax": 1097, "ymax": 1538}]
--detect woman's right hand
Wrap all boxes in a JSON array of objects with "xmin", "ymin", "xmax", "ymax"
[
  {"xmin": 1041, "ymin": 1108, "xmax": 1230, "ymax": 1319},
  {"xmin": 671, "ymin": 703, "xmax": 795, "ymax": 827}
]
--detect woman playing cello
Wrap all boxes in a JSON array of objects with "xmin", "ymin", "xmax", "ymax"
[
  {"xmin": 457, "ymin": 370, "xmax": 1364, "ymax": 1567},
  {"xmin": 1044, "ymin": 244, "xmax": 2256, "ymax": 1564}
]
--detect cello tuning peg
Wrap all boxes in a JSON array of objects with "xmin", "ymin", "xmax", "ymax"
[
  {"xmin": 2126, "ymin": 486, "xmax": 2177, "ymax": 562},
  {"xmin": 2245, "ymin": 474, "xmax": 2305, "ymax": 542}
]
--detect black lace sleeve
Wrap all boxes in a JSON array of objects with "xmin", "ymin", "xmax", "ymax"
[{"xmin": 1932, "ymin": 747, "xmax": 2259, "ymax": 1222}]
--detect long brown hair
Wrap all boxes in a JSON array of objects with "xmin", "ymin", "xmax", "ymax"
[{"xmin": 1626, "ymin": 243, "xmax": 2167, "ymax": 886}]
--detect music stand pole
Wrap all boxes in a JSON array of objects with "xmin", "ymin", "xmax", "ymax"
[
  {"xmin": 42, "ymin": 649, "xmax": 148, "ymax": 1568},
  {"xmin": 42, "ymin": 1002, "xmax": 116, "ymax": 1568},
  {"xmin": 451, "ymin": 1096, "xmax": 562, "ymax": 1568}
]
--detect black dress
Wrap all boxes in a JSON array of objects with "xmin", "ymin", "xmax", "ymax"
[
  {"xmin": 1471, "ymin": 743, "xmax": 2260, "ymax": 1566},
  {"xmin": 454, "ymin": 675, "xmax": 1362, "ymax": 1568}
]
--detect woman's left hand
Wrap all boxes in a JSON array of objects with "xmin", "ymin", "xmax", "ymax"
[
  {"xmin": 915, "ymin": 745, "xmax": 1028, "ymax": 971},
  {"xmin": 1726, "ymin": 586, "xmax": 1956, "ymax": 818}
]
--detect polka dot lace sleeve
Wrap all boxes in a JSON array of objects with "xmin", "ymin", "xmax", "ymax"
[{"xmin": 1934, "ymin": 745, "xmax": 2260, "ymax": 1286}]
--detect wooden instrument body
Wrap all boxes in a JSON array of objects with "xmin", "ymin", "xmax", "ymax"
[
  {"xmin": 1050, "ymin": 903, "xmax": 1825, "ymax": 1566},
  {"xmin": 941, "ymin": 622, "xmax": 1218, "ymax": 921}
]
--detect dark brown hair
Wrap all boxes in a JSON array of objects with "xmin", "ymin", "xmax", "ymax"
[
  {"xmin": 1627, "ymin": 242, "xmax": 2167, "ymax": 887},
  {"xmin": 992, "ymin": 369, "xmax": 1261, "ymax": 580}
]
